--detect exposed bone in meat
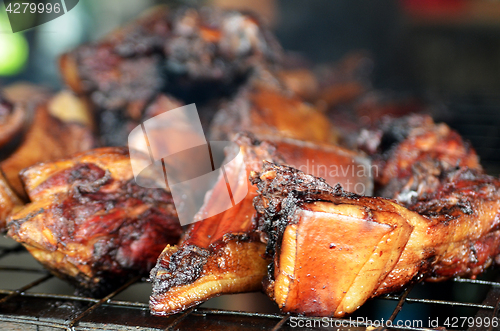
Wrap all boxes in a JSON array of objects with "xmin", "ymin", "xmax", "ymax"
[
  {"xmin": 7, "ymin": 147, "xmax": 182, "ymax": 296},
  {"xmin": 149, "ymin": 133, "xmax": 372, "ymax": 315},
  {"xmin": 48, "ymin": 90, "xmax": 94, "ymax": 128},
  {"xmin": 252, "ymin": 162, "xmax": 500, "ymax": 317}
]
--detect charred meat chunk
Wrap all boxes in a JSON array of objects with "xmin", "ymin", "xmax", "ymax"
[
  {"xmin": 209, "ymin": 76, "xmax": 337, "ymax": 144},
  {"xmin": 7, "ymin": 147, "xmax": 182, "ymax": 296},
  {"xmin": 60, "ymin": 6, "xmax": 282, "ymax": 145},
  {"xmin": 149, "ymin": 133, "xmax": 372, "ymax": 315},
  {"xmin": 357, "ymin": 114, "xmax": 481, "ymax": 203},
  {"xmin": 252, "ymin": 162, "xmax": 500, "ymax": 317},
  {"xmin": 149, "ymin": 134, "xmax": 280, "ymax": 315}
]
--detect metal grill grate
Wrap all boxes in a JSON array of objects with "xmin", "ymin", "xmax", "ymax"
[{"xmin": 1, "ymin": 238, "xmax": 500, "ymax": 330}]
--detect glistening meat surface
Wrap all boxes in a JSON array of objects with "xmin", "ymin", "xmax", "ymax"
[
  {"xmin": 149, "ymin": 133, "xmax": 371, "ymax": 315},
  {"xmin": 7, "ymin": 147, "xmax": 182, "ymax": 296},
  {"xmin": 252, "ymin": 162, "xmax": 500, "ymax": 317}
]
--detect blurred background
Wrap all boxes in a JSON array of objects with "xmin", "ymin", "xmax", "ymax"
[{"xmin": 1, "ymin": 0, "xmax": 500, "ymax": 325}]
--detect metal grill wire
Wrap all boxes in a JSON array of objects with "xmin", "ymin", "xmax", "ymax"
[{"xmin": 1, "ymin": 237, "xmax": 500, "ymax": 331}]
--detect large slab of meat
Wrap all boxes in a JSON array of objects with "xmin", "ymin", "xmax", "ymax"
[
  {"xmin": 252, "ymin": 162, "xmax": 500, "ymax": 316},
  {"xmin": 149, "ymin": 133, "xmax": 371, "ymax": 315},
  {"xmin": 6, "ymin": 147, "xmax": 182, "ymax": 296}
]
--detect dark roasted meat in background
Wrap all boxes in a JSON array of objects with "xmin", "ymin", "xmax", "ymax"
[
  {"xmin": 357, "ymin": 114, "xmax": 482, "ymax": 204},
  {"xmin": 7, "ymin": 147, "xmax": 182, "ymax": 296},
  {"xmin": 60, "ymin": 6, "xmax": 283, "ymax": 146},
  {"xmin": 209, "ymin": 73, "xmax": 338, "ymax": 144},
  {"xmin": 0, "ymin": 87, "xmax": 95, "ymax": 230}
]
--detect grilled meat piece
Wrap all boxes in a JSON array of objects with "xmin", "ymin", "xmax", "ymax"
[
  {"xmin": 0, "ymin": 98, "xmax": 26, "ymax": 154},
  {"xmin": 0, "ymin": 171, "xmax": 22, "ymax": 232},
  {"xmin": 59, "ymin": 6, "xmax": 168, "ymax": 112},
  {"xmin": 149, "ymin": 134, "xmax": 280, "ymax": 315},
  {"xmin": 149, "ymin": 133, "xmax": 372, "ymax": 315},
  {"xmin": 252, "ymin": 162, "xmax": 500, "ymax": 317},
  {"xmin": 357, "ymin": 114, "xmax": 482, "ymax": 204},
  {"xmin": 0, "ymin": 89, "xmax": 93, "ymax": 230},
  {"xmin": 209, "ymin": 76, "xmax": 337, "ymax": 144},
  {"xmin": 7, "ymin": 147, "xmax": 182, "ymax": 296},
  {"xmin": 60, "ymin": 6, "xmax": 282, "ymax": 145},
  {"xmin": 0, "ymin": 101, "xmax": 95, "ymax": 199}
]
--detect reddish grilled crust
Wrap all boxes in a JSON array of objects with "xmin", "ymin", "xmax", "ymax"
[
  {"xmin": 252, "ymin": 163, "xmax": 500, "ymax": 317},
  {"xmin": 149, "ymin": 134, "xmax": 280, "ymax": 315},
  {"xmin": 358, "ymin": 114, "xmax": 482, "ymax": 204},
  {"xmin": 0, "ymin": 102, "xmax": 96, "ymax": 199},
  {"xmin": 7, "ymin": 147, "xmax": 182, "ymax": 296},
  {"xmin": 149, "ymin": 132, "xmax": 374, "ymax": 316}
]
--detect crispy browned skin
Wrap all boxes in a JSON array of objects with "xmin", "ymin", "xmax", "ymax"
[
  {"xmin": 252, "ymin": 163, "xmax": 500, "ymax": 317},
  {"xmin": 210, "ymin": 78, "xmax": 337, "ymax": 144},
  {"xmin": 149, "ymin": 134, "xmax": 279, "ymax": 315},
  {"xmin": 0, "ymin": 98, "xmax": 25, "ymax": 231},
  {"xmin": 0, "ymin": 102, "xmax": 95, "ymax": 198},
  {"xmin": 0, "ymin": 98, "xmax": 26, "ymax": 153},
  {"xmin": 358, "ymin": 114, "xmax": 482, "ymax": 203},
  {"xmin": 7, "ymin": 147, "xmax": 182, "ymax": 296},
  {"xmin": 60, "ymin": 6, "xmax": 282, "ymax": 145},
  {"xmin": 149, "ymin": 133, "xmax": 372, "ymax": 315}
]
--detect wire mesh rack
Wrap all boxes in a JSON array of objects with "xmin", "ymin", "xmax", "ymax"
[{"xmin": 1, "ymin": 235, "xmax": 500, "ymax": 331}]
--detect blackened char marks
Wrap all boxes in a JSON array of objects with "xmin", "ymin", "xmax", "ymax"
[
  {"xmin": 6, "ymin": 147, "xmax": 182, "ymax": 296},
  {"xmin": 151, "ymin": 245, "xmax": 210, "ymax": 295}
]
